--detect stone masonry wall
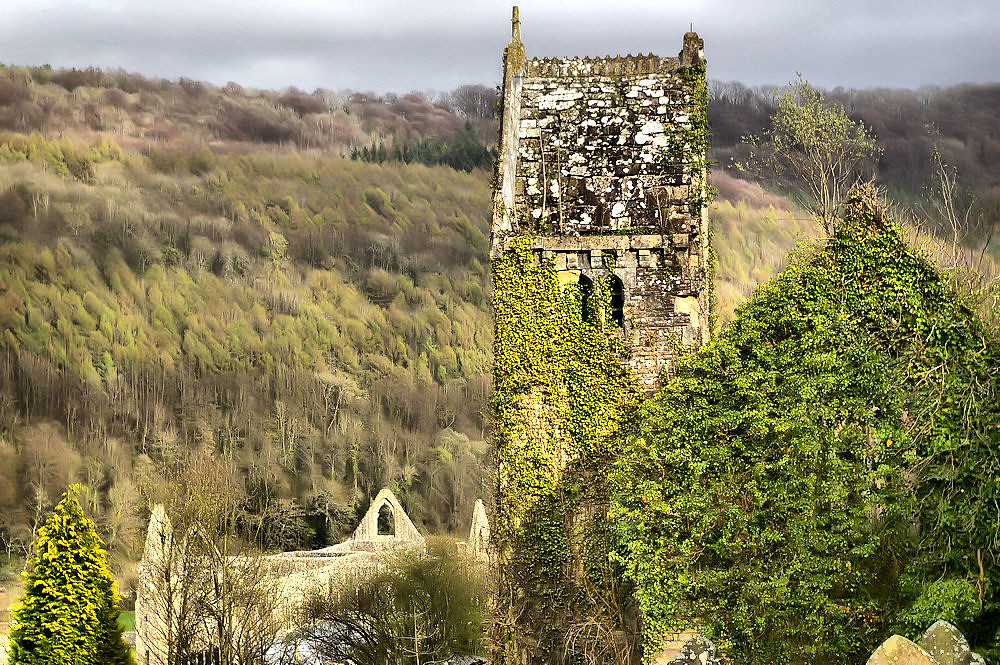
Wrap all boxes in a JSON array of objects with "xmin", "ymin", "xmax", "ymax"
[
  {"xmin": 514, "ymin": 56, "xmax": 694, "ymax": 235},
  {"xmin": 492, "ymin": 25, "xmax": 708, "ymax": 389},
  {"xmin": 489, "ymin": 12, "xmax": 709, "ymax": 663}
]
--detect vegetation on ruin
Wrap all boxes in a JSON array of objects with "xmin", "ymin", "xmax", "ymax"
[
  {"xmin": 679, "ymin": 63, "xmax": 715, "ymax": 218},
  {"xmin": 611, "ymin": 189, "xmax": 1000, "ymax": 663},
  {"xmin": 283, "ymin": 539, "xmax": 488, "ymax": 665},
  {"xmin": 490, "ymin": 237, "xmax": 642, "ymax": 664},
  {"xmin": 492, "ymin": 67, "xmax": 1000, "ymax": 664}
]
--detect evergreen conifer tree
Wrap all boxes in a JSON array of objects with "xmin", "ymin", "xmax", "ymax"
[{"xmin": 8, "ymin": 485, "xmax": 134, "ymax": 665}]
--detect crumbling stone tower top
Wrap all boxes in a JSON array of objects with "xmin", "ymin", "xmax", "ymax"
[{"xmin": 492, "ymin": 7, "xmax": 710, "ymax": 389}]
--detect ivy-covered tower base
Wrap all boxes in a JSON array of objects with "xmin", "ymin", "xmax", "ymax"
[{"xmin": 490, "ymin": 7, "xmax": 710, "ymax": 664}]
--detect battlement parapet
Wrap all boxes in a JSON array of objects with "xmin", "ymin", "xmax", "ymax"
[{"xmin": 524, "ymin": 54, "xmax": 681, "ymax": 78}]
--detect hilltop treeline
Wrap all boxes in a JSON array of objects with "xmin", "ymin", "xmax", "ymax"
[
  {"xmin": 0, "ymin": 64, "xmax": 498, "ymax": 156},
  {"xmin": 351, "ymin": 122, "xmax": 496, "ymax": 172},
  {"xmin": 710, "ymin": 80, "xmax": 1000, "ymax": 246}
]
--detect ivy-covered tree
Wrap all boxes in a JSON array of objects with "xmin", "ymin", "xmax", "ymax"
[
  {"xmin": 612, "ymin": 186, "xmax": 1000, "ymax": 663},
  {"xmin": 8, "ymin": 485, "xmax": 133, "ymax": 665}
]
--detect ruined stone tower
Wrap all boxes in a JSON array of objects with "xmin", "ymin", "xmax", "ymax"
[
  {"xmin": 489, "ymin": 9, "xmax": 710, "ymax": 663},
  {"xmin": 492, "ymin": 7, "xmax": 709, "ymax": 390}
]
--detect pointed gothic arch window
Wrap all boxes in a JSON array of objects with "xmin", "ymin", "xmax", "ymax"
[
  {"xmin": 609, "ymin": 275, "xmax": 625, "ymax": 328},
  {"xmin": 378, "ymin": 503, "xmax": 395, "ymax": 535},
  {"xmin": 578, "ymin": 274, "xmax": 598, "ymax": 323}
]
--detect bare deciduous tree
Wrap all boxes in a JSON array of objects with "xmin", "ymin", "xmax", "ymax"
[
  {"xmin": 737, "ymin": 75, "xmax": 880, "ymax": 234},
  {"xmin": 137, "ymin": 453, "xmax": 283, "ymax": 665}
]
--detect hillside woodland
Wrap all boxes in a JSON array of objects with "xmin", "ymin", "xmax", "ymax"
[
  {"xmin": 0, "ymin": 64, "xmax": 997, "ymax": 603},
  {"xmin": 0, "ymin": 68, "xmax": 500, "ymax": 582}
]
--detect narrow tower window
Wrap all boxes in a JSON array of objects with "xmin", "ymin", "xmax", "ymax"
[
  {"xmin": 578, "ymin": 274, "xmax": 598, "ymax": 323},
  {"xmin": 610, "ymin": 275, "xmax": 625, "ymax": 328}
]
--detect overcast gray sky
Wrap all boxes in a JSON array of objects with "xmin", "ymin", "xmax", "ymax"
[{"xmin": 2, "ymin": 0, "xmax": 997, "ymax": 94}]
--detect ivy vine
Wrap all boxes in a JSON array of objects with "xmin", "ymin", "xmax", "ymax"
[
  {"xmin": 610, "ymin": 193, "xmax": 1000, "ymax": 663},
  {"xmin": 491, "ymin": 236, "xmax": 642, "ymax": 664}
]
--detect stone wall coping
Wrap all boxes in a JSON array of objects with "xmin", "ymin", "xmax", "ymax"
[{"xmin": 525, "ymin": 54, "xmax": 681, "ymax": 78}]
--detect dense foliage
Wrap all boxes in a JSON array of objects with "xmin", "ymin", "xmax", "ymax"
[
  {"xmin": 491, "ymin": 238, "xmax": 642, "ymax": 664},
  {"xmin": 611, "ymin": 189, "xmax": 1000, "ymax": 663},
  {"xmin": 8, "ymin": 485, "xmax": 132, "ymax": 665},
  {"xmin": 283, "ymin": 540, "xmax": 488, "ymax": 665}
]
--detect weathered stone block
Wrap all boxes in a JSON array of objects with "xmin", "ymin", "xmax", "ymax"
[
  {"xmin": 867, "ymin": 635, "xmax": 937, "ymax": 665},
  {"xmin": 655, "ymin": 634, "xmax": 721, "ymax": 665},
  {"xmin": 919, "ymin": 620, "xmax": 986, "ymax": 665}
]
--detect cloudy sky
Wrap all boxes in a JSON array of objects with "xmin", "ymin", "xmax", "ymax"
[{"xmin": 2, "ymin": 0, "xmax": 997, "ymax": 95}]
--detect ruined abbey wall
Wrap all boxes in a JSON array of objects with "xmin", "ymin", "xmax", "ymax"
[{"xmin": 134, "ymin": 488, "xmax": 441, "ymax": 665}]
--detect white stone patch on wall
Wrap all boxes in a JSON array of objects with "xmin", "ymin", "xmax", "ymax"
[
  {"xmin": 538, "ymin": 87, "xmax": 584, "ymax": 111},
  {"xmin": 673, "ymin": 295, "xmax": 701, "ymax": 329},
  {"xmin": 635, "ymin": 120, "xmax": 667, "ymax": 149}
]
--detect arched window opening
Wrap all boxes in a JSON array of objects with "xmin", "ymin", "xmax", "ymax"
[
  {"xmin": 377, "ymin": 503, "xmax": 395, "ymax": 536},
  {"xmin": 609, "ymin": 275, "xmax": 625, "ymax": 328},
  {"xmin": 578, "ymin": 274, "xmax": 598, "ymax": 323}
]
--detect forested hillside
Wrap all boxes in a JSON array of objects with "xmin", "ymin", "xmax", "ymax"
[
  {"xmin": 711, "ymin": 80, "xmax": 1000, "ymax": 246},
  {"xmin": 0, "ymin": 76, "xmax": 502, "ymax": 585},
  {"xmin": 0, "ymin": 63, "xmax": 997, "ymax": 591}
]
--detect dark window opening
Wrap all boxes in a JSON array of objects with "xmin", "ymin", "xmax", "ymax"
[
  {"xmin": 610, "ymin": 275, "xmax": 625, "ymax": 328},
  {"xmin": 579, "ymin": 274, "xmax": 598, "ymax": 323},
  {"xmin": 377, "ymin": 504, "xmax": 395, "ymax": 535}
]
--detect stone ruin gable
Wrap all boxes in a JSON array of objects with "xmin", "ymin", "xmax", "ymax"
[
  {"xmin": 468, "ymin": 498, "xmax": 491, "ymax": 561},
  {"xmin": 350, "ymin": 487, "xmax": 424, "ymax": 550},
  {"xmin": 492, "ymin": 7, "xmax": 709, "ymax": 390},
  {"xmin": 135, "ymin": 489, "xmax": 427, "ymax": 664},
  {"xmin": 135, "ymin": 504, "xmax": 174, "ymax": 665}
]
